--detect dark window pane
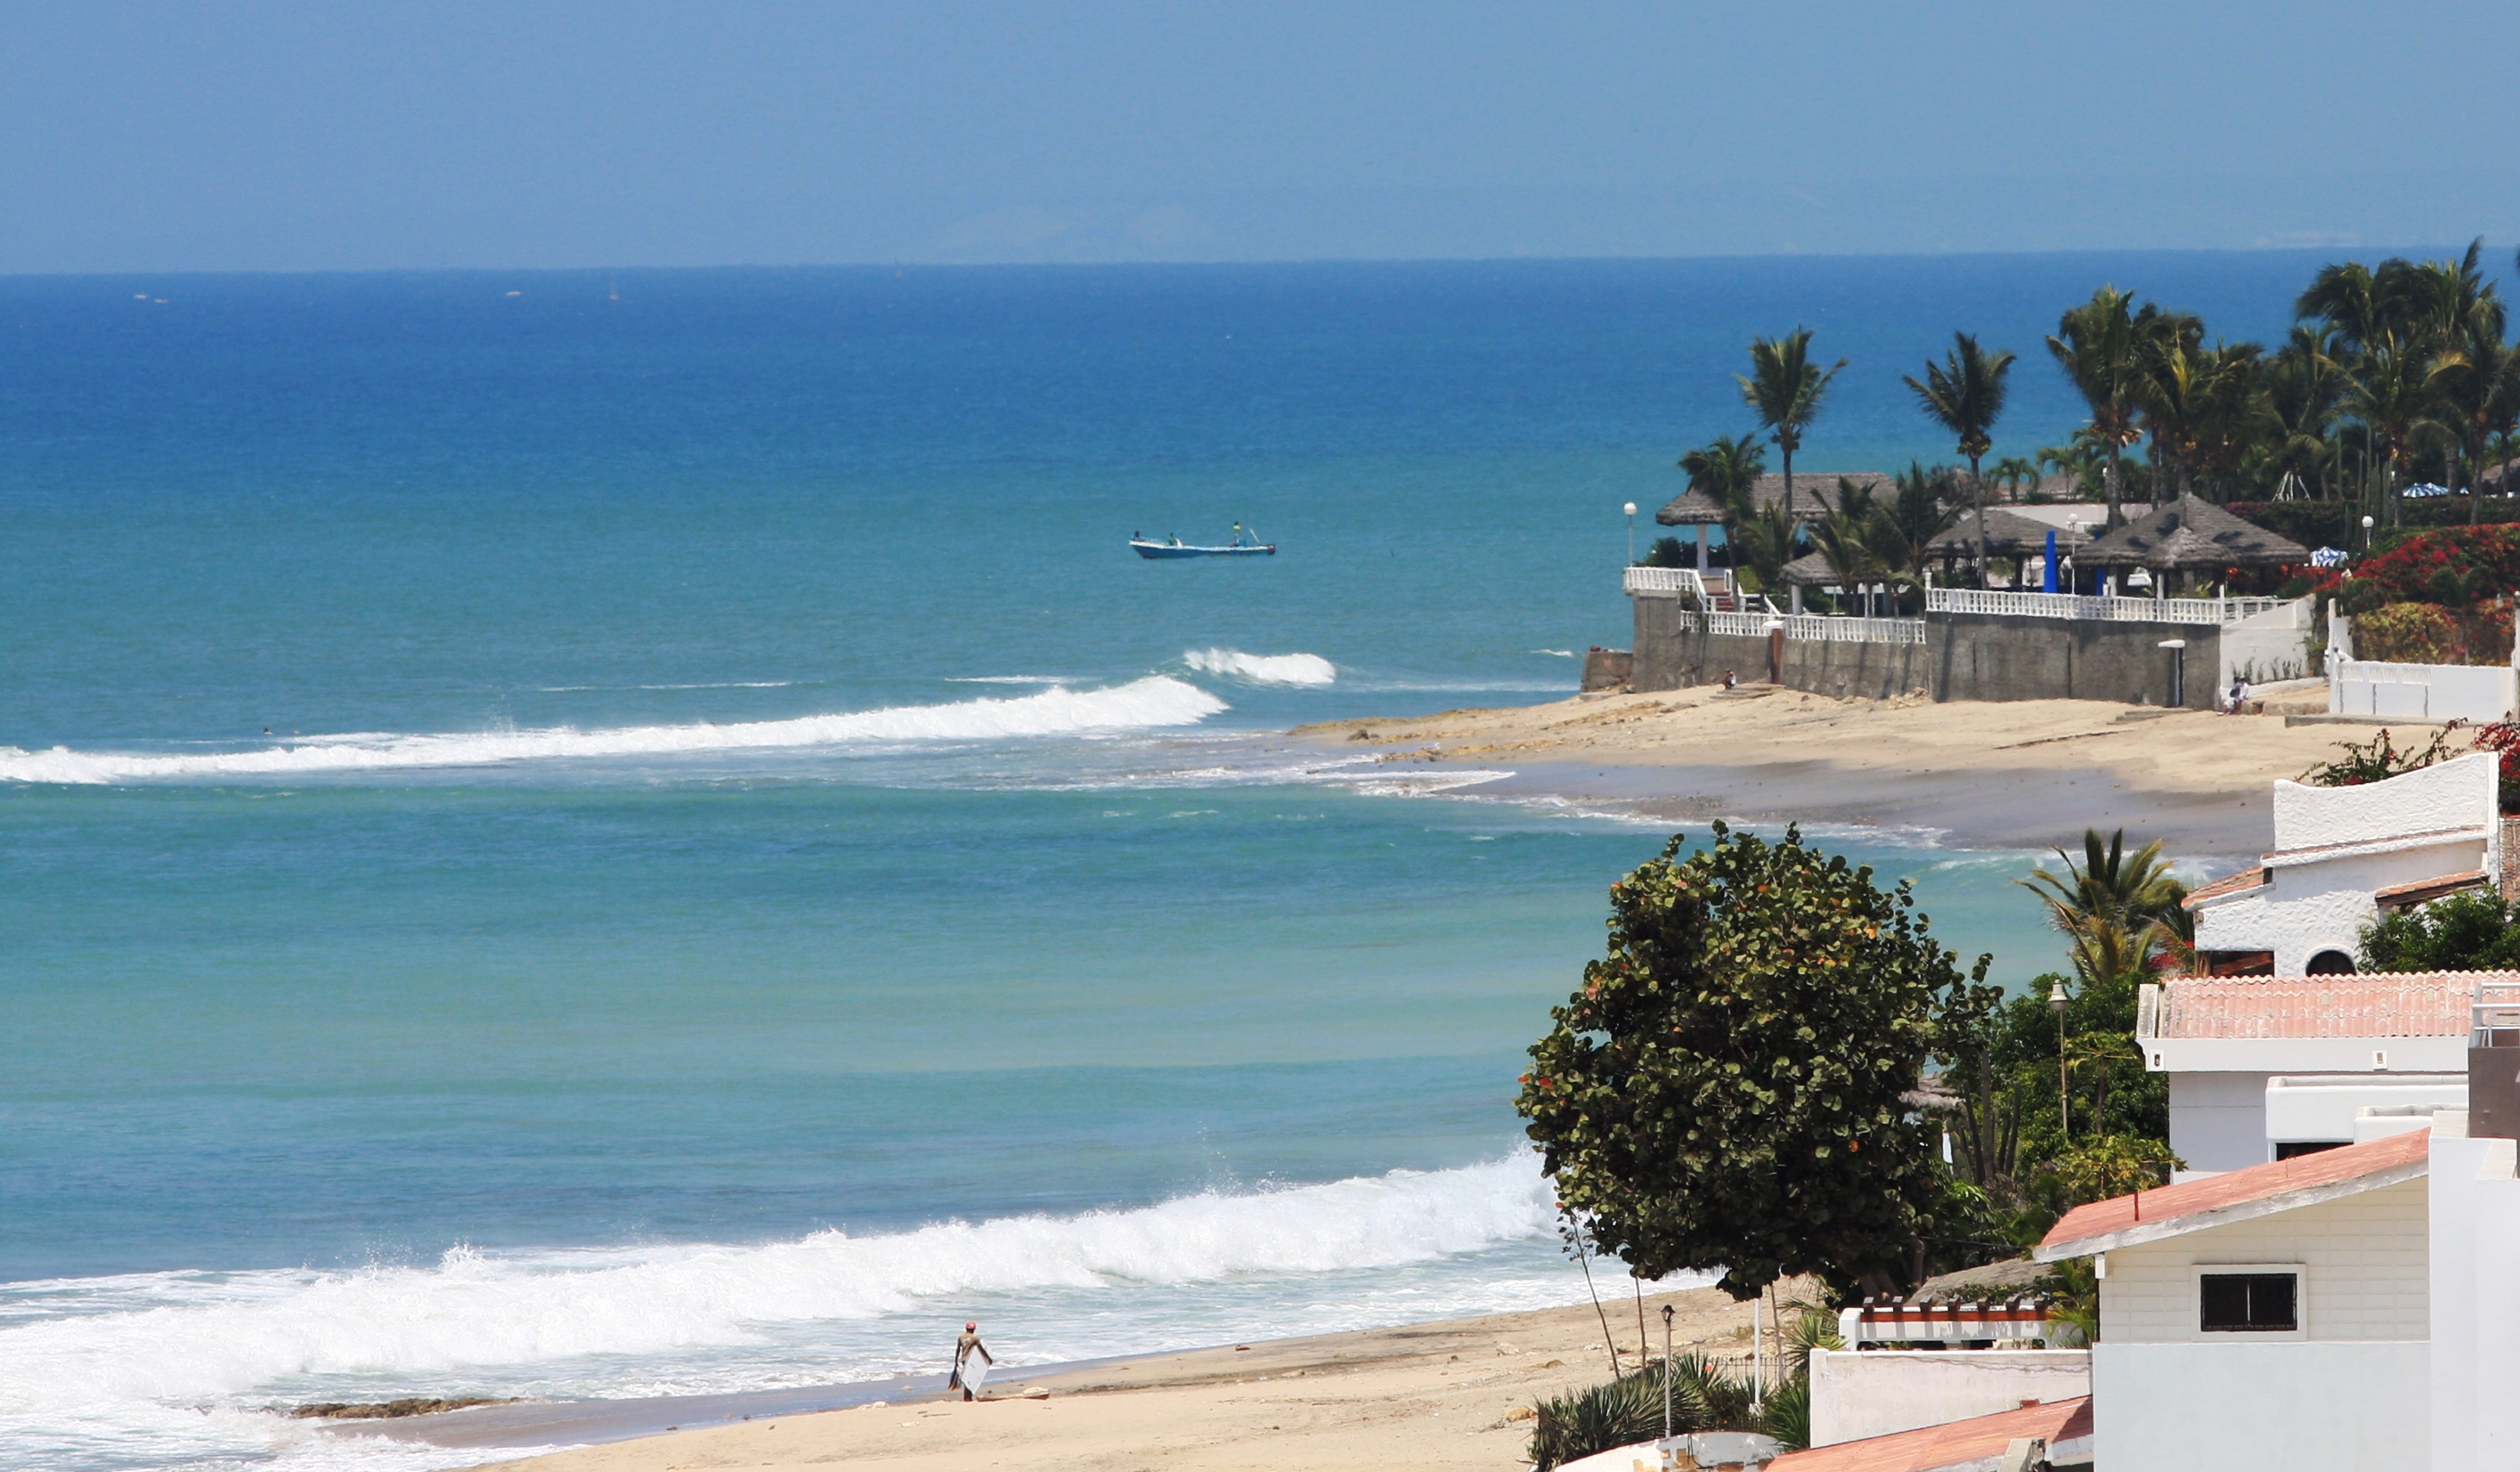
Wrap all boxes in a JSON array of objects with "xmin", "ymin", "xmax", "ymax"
[
  {"xmin": 2276, "ymin": 1141, "xmax": 2348, "ymax": 1160},
  {"xmin": 2201, "ymin": 1273, "xmax": 2298, "ymax": 1331}
]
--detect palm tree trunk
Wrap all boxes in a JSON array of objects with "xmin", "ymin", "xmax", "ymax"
[
  {"xmin": 1781, "ymin": 447, "xmax": 1795, "ymax": 528},
  {"xmin": 1969, "ymin": 452, "xmax": 1988, "ymax": 588},
  {"xmin": 2472, "ymin": 430, "xmax": 2486, "ymax": 525},
  {"xmin": 2104, "ymin": 443, "xmax": 2121, "ymax": 532}
]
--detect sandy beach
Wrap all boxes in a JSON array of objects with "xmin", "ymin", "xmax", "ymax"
[
  {"xmin": 451, "ymin": 1290, "xmax": 1762, "ymax": 1472},
  {"xmin": 1305, "ymin": 683, "xmax": 2380, "ymax": 858}
]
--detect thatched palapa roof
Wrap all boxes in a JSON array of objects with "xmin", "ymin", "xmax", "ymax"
[
  {"xmin": 1655, "ymin": 471, "xmax": 1893, "ymax": 526},
  {"xmin": 2078, "ymin": 494, "xmax": 2311, "ymax": 568},
  {"xmin": 1925, "ymin": 506, "xmax": 2098, "ymax": 559}
]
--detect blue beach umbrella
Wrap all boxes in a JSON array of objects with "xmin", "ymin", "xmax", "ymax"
[{"xmin": 2043, "ymin": 527, "xmax": 2059, "ymax": 594}]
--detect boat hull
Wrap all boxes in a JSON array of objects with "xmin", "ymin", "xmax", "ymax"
[{"xmin": 1130, "ymin": 541, "xmax": 1276, "ymax": 558}]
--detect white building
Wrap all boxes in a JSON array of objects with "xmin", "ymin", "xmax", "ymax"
[
  {"xmin": 2034, "ymin": 1125, "xmax": 2435, "ymax": 1468},
  {"xmin": 2185, "ymin": 751, "xmax": 2502, "ymax": 978},
  {"xmin": 2135, "ymin": 971, "xmax": 2495, "ymax": 1174}
]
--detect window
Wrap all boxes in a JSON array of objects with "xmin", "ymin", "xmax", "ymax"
[
  {"xmin": 2200, "ymin": 1272, "xmax": 2298, "ymax": 1331},
  {"xmin": 2275, "ymin": 1141, "xmax": 2347, "ymax": 1160},
  {"xmin": 2305, "ymin": 949, "xmax": 2356, "ymax": 975}
]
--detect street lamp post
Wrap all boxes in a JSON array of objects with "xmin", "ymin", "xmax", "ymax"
[
  {"xmin": 1625, "ymin": 502, "xmax": 1638, "ymax": 565},
  {"xmin": 2050, "ymin": 980, "xmax": 2072, "ymax": 1137},
  {"xmin": 1661, "ymin": 1303, "xmax": 1675, "ymax": 1441},
  {"xmin": 2361, "ymin": 513, "xmax": 2376, "ymax": 551}
]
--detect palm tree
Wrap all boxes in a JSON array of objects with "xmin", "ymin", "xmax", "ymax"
[
  {"xmin": 2431, "ymin": 318, "xmax": 2520, "ymax": 524},
  {"xmin": 2296, "ymin": 260, "xmax": 2392, "ymax": 354},
  {"xmin": 1812, "ymin": 477, "xmax": 1888, "ymax": 613},
  {"xmin": 2266, "ymin": 325, "xmax": 2347, "ymax": 500},
  {"xmin": 2047, "ymin": 289, "xmax": 2144, "ymax": 530},
  {"xmin": 1905, "ymin": 332, "xmax": 2017, "ymax": 581},
  {"xmin": 1988, "ymin": 455, "xmax": 2039, "ymax": 500},
  {"xmin": 1737, "ymin": 329, "xmax": 1845, "ymax": 524},
  {"xmin": 2349, "ymin": 331, "xmax": 2447, "ymax": 525},
  {"xmin": 1866, "ymin": 461, "xmax": 1964, "ymax": 601},
  {"xmin": 1679, "ymin": 433, "xmax": 1768, "ymax": 579},
  {"xmin": 2020, "ymin": 829, "xmax": 2191, "ymax": 984}
]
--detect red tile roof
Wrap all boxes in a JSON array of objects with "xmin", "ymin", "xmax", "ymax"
[
  {"xmin": 2374, "ymin": 869, "xmax": 2491, "ymax": 908},
  {"xmin": 1768, "ymin": 1397, "xmax": 2091, "ymax": 1472},
  {"xmin": 2180, "ymin": 866, "xmax": 2266, "ymax": 909},
  {"xmin": 2039, "ymin": 1126, "xmax": 2430, "ymax": 1260},
  {"xmin": 2146, "ymin": 972, "xmax": 2488, "ymax": 1039}
]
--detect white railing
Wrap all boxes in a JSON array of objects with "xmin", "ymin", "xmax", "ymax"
[
  {"xmin": 1623, "ymin": 565, "xmax": 1726, "ymax": 598},
  {"xmin": 1785, "ymin": 614, "xmax": 1927, "ymax": 645},
  {"xmin": 1673, "ymin": 610, "xmax": 1927, "ymax": 646},
  {"xmin": 1925, "ymin": 588, "xmax": 2286, "ymax": 625}
]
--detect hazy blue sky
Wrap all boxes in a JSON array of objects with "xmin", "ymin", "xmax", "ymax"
[{"xmin": 4, "ymin": 1, "xmax": 2515, "ymax": 273}]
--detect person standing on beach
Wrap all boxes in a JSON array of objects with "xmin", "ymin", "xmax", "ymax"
[{"xmin": 948, "ymin": 1321, "xmax": 991, "ymax": 1401}]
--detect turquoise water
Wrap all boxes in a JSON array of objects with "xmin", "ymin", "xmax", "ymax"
[{"xmin": 0, "ymin": 256, "xmax": 2320, "ymax": 1472}]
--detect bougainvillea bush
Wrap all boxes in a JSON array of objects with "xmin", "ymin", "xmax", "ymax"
[{"xmin": 2309, "ymin": 526, "xmax": 2520, "ymax": 664}]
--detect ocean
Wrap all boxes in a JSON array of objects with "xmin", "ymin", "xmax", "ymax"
[{"xmin": 0, "ymin": 253, "xmax": 2340, "ymax": 1472}]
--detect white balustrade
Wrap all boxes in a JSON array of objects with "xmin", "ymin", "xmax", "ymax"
[
  {"xmin": 1923, "ymin": 588, "xmax": 2284, "ymax": 625},
  {"xmin": 1671, "ymin": 610, "xmax": 1927, "ymax": 646}
]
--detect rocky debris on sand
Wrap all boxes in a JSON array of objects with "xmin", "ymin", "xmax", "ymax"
[{"xmin": 289, "ymin": 1397, "xmax": 514, "ymax": 1420}]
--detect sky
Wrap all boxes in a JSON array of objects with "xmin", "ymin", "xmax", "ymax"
[{"xmin": 4, "ymin": 0, "xmax": 2516, "ymax": 274}]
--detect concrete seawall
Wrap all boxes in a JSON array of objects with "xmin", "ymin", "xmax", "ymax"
[{"xmin": 1633, "ymin": 600, "xmax": 2222, "ymax": 710}]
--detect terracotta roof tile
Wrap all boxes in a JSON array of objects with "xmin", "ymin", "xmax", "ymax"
[
  {"xmin": 1768, "ymin": 1397, "xmax": 2091, "ymax": 1472},
  {"xmin": 2147, "ymin": 972, "xmax": 2490, "ymax": 1039},
  {"xmin": 2375, "ymin": 870, "xmax": 2491, "ymax": 908},
  {"xmin": 2179, "ymin": 866, "xmax": 2267, "ymax": 908},
  {"xmin": 2039, "ymin": 1127, "xmax": 2429, "ymax": 1259}
]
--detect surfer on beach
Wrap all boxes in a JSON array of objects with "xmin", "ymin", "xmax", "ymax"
[{"xmin": 948, "ymin": 1321, "xmax": 992, "ymax": 1401}]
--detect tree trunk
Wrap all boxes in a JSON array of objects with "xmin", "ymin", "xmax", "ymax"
[
  {"xmin": 1781, "ymin": 446, "xmax": 1795, "ymax": 530},
  {"xmin": 2104, "ymin": 443, "xmax": 2121, "ymax": 532},
  {"xmin": 1969, "ymin": 453, "xmax": 1988, "ymax": 588}
]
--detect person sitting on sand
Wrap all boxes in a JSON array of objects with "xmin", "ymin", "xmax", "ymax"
[
  {"xmin": 1721, "ymin": 669, "xmax": 1737, "ymax": 691},
  {"xmin": 2223, "ymin": 678, "xmax": 2251, "ymax": 715},
  {"xmin": 949, "ymin": 1321, "xmax": 991, "ymax": 1401}
]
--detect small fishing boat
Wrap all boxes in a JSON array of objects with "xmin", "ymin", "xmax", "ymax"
[{"xmin": 1129, "ymin": 524, "xmax": 1276, "ymax": 559}]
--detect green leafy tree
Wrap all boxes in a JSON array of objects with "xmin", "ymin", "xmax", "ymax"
[
  {"xmin": 1906, "ymin": 331, "xmax": 2018, "ymax": 578},
  {"xmin": 1738, "ymin": 329, "xmax": 1846, "ymax": 524},
  {"xmin": 1813, "ymin": 476, "xmax": 1887, "ymax": 604},
  {"xmin": 1517, "ymin": 823, "xmax": 1990, "ymax": 1300},
  {"xmin": 1680, "ymin": 433, "xmax": 1770, "ymax": 580},
  {"xmin": 2048, "ymin": 288, "xmax": 2146, "ymax": 529},
  {"xmin": 2363, "ymin": 889, "xmax": 2520, "ymax": 971}
]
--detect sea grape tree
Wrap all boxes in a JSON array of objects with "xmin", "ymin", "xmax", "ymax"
[{"xmin": 1516, "ymin": 823, "xmax": 1990, "ymax": 1300}]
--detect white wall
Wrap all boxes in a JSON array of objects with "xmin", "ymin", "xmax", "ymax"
[
  {"xmin": 2265, "ymin": 1076, "xmax": 2467, "ymax": 1146},
  {"xmin": 2093, "ymin": 1340, "xmax": 2427, "ymax": 1469},
  {"xmin": 2192, "ymin": 840, "xmax": 2488, "ymax": 974},
  {"xmin": 1807, "ymin": 1349, "xmax": 2089, "ymax": 1447},
  {"xmin": 2222, "ymin": 598, "xmax": 2314, "ymax": 686},
  {"xmin": 2427, "ymin": 1127, "xmax": 2520, "ymax": 1472},
  {"xmin": 2332, "ymin": 661, "xmax": 2516, "ymax": 723},
  {"xmin": 2268, "ymin": 753, "xmax": 2499, "ymax": 852},
  {"xmin": 2101, "ymin": 1178, "xmax": 2427, "ymax": 1342},
  {"xmin": 2169, "ymin": 1072, "xmax": 2272, "ymax": 1173}
]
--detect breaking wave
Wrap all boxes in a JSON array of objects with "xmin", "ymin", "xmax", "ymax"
[
  {"xmin": 0, "ymin": 1159, "xmax": 1552, "ymax": 1414},
  {"xmin": 0, "ymin": 677, "xmax": 1228, "ymax": 785},
  {"xmin": 1182, "ymin": 649, "xmax": 1337, "ymax": 687}
]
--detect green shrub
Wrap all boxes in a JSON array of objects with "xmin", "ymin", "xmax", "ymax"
[
  {"xmin": 1643, "ymin": 536, "xmax": 1692, "ymax": 569},
  {"xmin": 2364, "ymin": 889, "xmax": 2520, "ymax": 971},
  {"xmin": 1529, "ymin": 1365, "xmax": 1666, "ymax": 1471},
  {"xmin": 1758, "ymin": 1375, "xmax": 1812, "ymax": 1452},
  {"xmin": 2354, "ymin": 602, "xmax": 2459, "ymax": 663}
]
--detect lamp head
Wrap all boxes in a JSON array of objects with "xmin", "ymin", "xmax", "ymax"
[
  {"xmin": 2361, "ymin": 515, "xmax": 2376, "ymax": 529},
  {"xmin": 2049, "ymin": 980, "xmax": 2070, "ymax": 1013},
  {"xmin": 1624, "ymin": 502, "xmax": 1638, "ymax": 517}
]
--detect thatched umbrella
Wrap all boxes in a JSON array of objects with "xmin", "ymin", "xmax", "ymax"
[
  {"xmin": 1654, "ymin": 471, "xmax": 1893, "ymax": 527},
  {"xmin": 1924, "ymin": 506, "xmax": 2099, "ymax": 561},
  {"xmin": 2078, "ymin": 494, "xmax": 2310, "ymax": 594}
]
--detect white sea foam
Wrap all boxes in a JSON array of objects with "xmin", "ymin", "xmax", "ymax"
[
  {"xmin": 0, "ymin": 1159, "xmax": 1550, "ymax": 1418},
  {"xmin": 0, "ymin": 678, "xmax": 1227, "ymax": 785},
  {"xmin": 1182, "ymin": 649, "xmax": 1337, "ymax": 687}
]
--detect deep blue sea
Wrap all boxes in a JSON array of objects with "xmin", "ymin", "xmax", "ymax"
[{"xmin": 0, "ymin": 254, "xmax": 2345, "ymax": 1472}]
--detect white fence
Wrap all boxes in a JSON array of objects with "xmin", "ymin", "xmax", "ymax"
[
  {"xmin": 1671, "ymin": 609, "xmax": 1927, "ymax": 646},
  {"xmin": 1623, "ymin": 565, "xmax": 1705, "ymax": 598},
  {"xmin": 1925, "ymin": 587, "xmax": 2286, "ymax": 625},
  {"xmin": 2330, "ymin": 659, "xmax": 2517, "ymax": 723}
]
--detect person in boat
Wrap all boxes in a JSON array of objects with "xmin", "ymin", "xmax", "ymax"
[{"xmin": 949, "ymin": 1321, "xmax": 991, "ymax": 1401}]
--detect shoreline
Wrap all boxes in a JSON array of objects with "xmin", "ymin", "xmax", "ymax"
[
  {"xmin": 1296, "ymin": 684, "xmax": 2370, "ymax": 858},
  {"xmin": 451, "ymin": 1290, "xmax": 1760, "ymax": 1472}
]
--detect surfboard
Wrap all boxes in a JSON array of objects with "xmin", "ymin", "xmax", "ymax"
[{"xmin": 959, "ymin": 1346, "xmax": 994, "ymax": 1395}]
